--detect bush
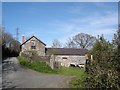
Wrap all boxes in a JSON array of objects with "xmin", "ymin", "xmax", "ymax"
[{"xmin": 85, "ymin": 35, "xmax": 120, "ymax": 89}]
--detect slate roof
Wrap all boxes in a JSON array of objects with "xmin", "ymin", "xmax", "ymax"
[
  {"xmin": 46, "ymin": 48, "xmax": 88, "ymax": 55},
  {"xmin": 21, "ymin": 35, "xmax": 46, "ymax": 46}
]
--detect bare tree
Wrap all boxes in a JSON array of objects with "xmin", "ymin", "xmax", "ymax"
[
  {"xmin": 72, "ymin": 33, "xmax": 96, "ymax": 49},
  {"xmin": 0, "ymin": 26, "xmax": 2, "ymax": 45},
  {"xmin": 2, "ymin": 27, "xmax": 20, "ymax": 58},
  {"xmin": 65, "ymin": 37, "xmax": 77, "ymax": 48},
  {"xmin": 51, "ymin": 39, "xmax": 62, "ymax": 48},
  {"xmin": 2, "ymin": 27, "xmax": 15, "ymax": 44}
]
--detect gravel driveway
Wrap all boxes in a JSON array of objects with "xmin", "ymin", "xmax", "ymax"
[{"xmin": 2, "ymin": 57, "xmax": 74, "ymax": 88}]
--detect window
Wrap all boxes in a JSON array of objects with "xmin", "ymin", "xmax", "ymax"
[
  {"xmin": 31, "ymin": 46, "xmax": 36, "ymax": 49},
  {"xmin": 31, "ymin": 40, "xmax": 36, "ymax": 46},
  {"xmin": 31, "ymin": 40, "xmax": 36, "ymax": 49},
  {"xmin": 62, "ymin": 57, "xmax": 67, "ymax": 59}
]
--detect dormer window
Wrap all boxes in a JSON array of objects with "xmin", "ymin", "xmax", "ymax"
[{"xmin": 31, "ymin": 40, "xmax": 36, "ymax": 49}]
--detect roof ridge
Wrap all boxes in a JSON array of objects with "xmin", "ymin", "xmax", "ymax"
[
  {"xmin": 21, "ymin": 35, "xmax": 46, "ymax": 46},
  {"xmin": 46, "ymin": 48, "xmax": 87, "ymax": 50}
]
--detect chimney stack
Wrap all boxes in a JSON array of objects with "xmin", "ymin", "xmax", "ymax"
[{"xmin": 22, "ymin": 35, "xmax": 24, "ymax": 43}]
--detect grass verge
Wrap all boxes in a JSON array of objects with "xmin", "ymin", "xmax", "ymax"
[
  {"xmin": 56, "ymin": 67, "xmax": 85, "ymax": 76},
  {"xmin": 17, "ymin": 56, "xmax": 56, "ymax": 74},
  {"xmin": 17, "ymin": 56, "xmax": 88, "ymax": 88},
  {"xmin": 56, "ymin": 67, "xmax": 88, "ymax": 88},
  {"xmin": 69, "ymin": 72, "xmax": 88, "ymax": 88}
]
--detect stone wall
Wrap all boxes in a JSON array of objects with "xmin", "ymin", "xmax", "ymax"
[
  {"xmin": 21, "ymin": 37, "xmax": 45, "ymax": 56},
  {"xmin": 54, "ymin": 55, "xmax": 87, "ymax": 67},
  {"xmin": 50, "ymin": 54, "xmax": 55, "ymax": 69},
  {"xmin": 21, "ymin": 52, "xmax": 50, "ymax": 65}
]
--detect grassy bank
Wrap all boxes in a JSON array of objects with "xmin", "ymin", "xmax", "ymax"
[
  {"xmin": 69, "ymin": 72, "xmax": 88, "ymax": 88},
  {"xmin": 17, "ymin": 56, "xmax": 56, "ymax": 74},
  {"xmin": 57, "ymin": 67, "xmax": 88, "ymax": 88},
  {"xmin": 57, "ymin": 67, "xmax": 85, "ymax": 76},
  {"xmin": 17, "ymin": 56, "xmax": 88, "ymax": 88}
]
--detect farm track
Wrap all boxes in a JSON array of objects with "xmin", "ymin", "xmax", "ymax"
[{"xmin": 2, "ymin": 57, "xmax": 74, "ymax": 88}]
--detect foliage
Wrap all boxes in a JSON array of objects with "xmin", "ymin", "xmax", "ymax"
[
  {"xmin": 89, "ymin": 35, "xmax": 115, "ymax": 62},
  {"xmin": 85, "ymin": 35, "xmax": 120, "ymax": 89}
]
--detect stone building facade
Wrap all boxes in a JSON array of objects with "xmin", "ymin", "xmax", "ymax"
[
  {"xmin": 54, "ymin": 55, "xmax": 87, "ymax": 67},
  {"xmin": 46, "ymin": 48, "xmax": 88, "ymax": 68},
  {"xmin": 20, "ymin": 35, "xmax": 46, "ymax": 56},
  {"xmin": 20, "ymin": 35, "xmax": 88, "ymax": 68}
]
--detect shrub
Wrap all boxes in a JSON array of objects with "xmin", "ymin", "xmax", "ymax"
[{"xmin": 85, "ymin": 35, "xmax": 120, "ymax": 89}]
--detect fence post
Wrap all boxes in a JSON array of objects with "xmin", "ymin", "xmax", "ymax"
[{"xmin": 50, "ymin": 54, "xmax": 55, "ymax": 69}]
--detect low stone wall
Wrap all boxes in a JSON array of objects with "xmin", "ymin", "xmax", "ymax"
[
  {"xmin": 20, "ymin": 52, "xmax": 50, "ymax": 65},
  {"xmin": 20, "ymin": 52, "xmax": 87, "ymax": 69}
]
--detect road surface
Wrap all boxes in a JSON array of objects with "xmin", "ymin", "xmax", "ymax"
[{"xmin": 2, "ymin": 57, "xmax": 74, "ymax": 88}]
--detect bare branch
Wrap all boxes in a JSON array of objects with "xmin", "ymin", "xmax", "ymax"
[{"xmin": 51, "ymin": 39, "xmax": 62, "ymax": 48}]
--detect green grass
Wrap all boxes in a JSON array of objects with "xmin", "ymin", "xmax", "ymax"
[
  {"xmin": 57, "ymin": 67, "xmax": 88, "ymax": 88},
  {"xmin": 17, "ymin": 56, "xmax": 56, "ymax": 74},
  {"xmin": 69, "ymin": 72, "xmax": 88, "ymax": 88},
  {"xmin": 17, "ymin": 56, "xmax": 88, "ymax": 88},
  {"xmin": 56, "ymin": 67, "xmax": 85, "ymax": 76},
  {"xmin": 17, "ymin": 56, "xmax": 86, "ymax": 75}
]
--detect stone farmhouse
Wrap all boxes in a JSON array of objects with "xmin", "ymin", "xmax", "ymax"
[
  {"xmin": 21, "ymin": 35, "xmax": 46, "ymax": 56},
  {"xmin": 20, "ymin": 35, "xmax": 88, "ymax": 68}
]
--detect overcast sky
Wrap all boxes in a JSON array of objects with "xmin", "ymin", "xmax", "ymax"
[{"xmin": 3, "ymin": 2, "xmax": 118, "ymax": 47}]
